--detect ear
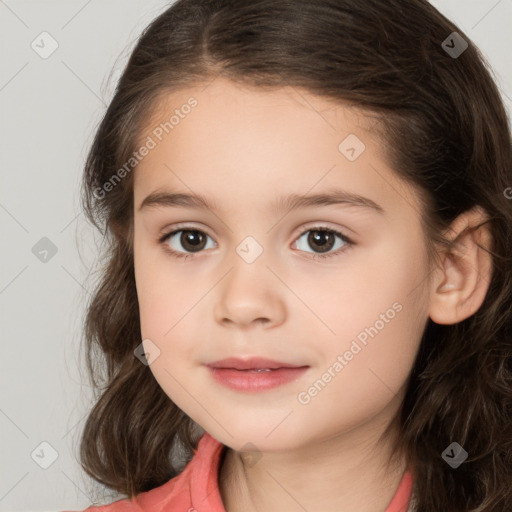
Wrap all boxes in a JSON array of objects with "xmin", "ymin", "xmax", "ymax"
[{"xmin": 428, "ymin": 206, "xmax": 493, "ymax": 325}]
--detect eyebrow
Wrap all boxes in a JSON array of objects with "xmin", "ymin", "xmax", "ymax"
[{"xmin": 138, "ymin": 188, "xmax": 385, "ymax": 215}]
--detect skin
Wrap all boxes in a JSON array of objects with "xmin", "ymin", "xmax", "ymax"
[{"xmin": 132, "ymin": 77, "xmax": 492, "ymax": 512}]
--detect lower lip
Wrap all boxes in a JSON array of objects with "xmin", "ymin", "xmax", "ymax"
[{"xmin": 206, "ymin": 366, "xmax": 309, "ymax": 392}]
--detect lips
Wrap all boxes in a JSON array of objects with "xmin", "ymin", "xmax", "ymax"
[
  {"xmin": 205, "ymin": 359, "xmax": 310, "ymax": 392},
  {"xmin": 205, "ymin": 357, "xmax": 308, "ymax": 371}
]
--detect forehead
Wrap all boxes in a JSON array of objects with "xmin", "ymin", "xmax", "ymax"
[
  {"xmin": 138, "ymin": 78, "xmax": 379, "ymax": 146},
  {"xmin": 133, "ymin": 78, "xmax": 417, "ymax": 216}
]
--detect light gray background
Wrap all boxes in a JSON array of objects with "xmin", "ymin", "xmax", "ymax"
[{"xmin": 1, "ymin": 1, "xmax": 511, "ymax": 510}]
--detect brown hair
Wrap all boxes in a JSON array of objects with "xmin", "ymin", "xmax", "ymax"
[{"xmin": 79, "ymin": 0, "xmax": 512, "ymax": 509}]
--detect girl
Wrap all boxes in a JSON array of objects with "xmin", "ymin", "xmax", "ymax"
[{"xmin": 72, "ymin": 0, "xmax": 512, "ymax": 510}]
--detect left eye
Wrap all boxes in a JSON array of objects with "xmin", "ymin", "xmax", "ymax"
[
  {"xmin": 293, "ymin": 228, "xmax": 351, "ymax": 257},
  {"xmin": 158, "ymin": 226, "xmax": 353, "ymax": 260}
]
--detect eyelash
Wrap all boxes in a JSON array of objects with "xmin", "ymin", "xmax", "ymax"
[{"xmin": 157, "ymin": 224, "xmax": 354, "ymax": 262}]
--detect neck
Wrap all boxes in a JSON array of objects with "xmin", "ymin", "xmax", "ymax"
[{"xmin": 218, "ymin": 408, "xmax": 407, "ymax": 512}]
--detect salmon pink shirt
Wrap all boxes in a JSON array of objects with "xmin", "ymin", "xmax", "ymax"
[{"xmin": 73, "ymin": 432, "xmax": 416, "ymax": 512}]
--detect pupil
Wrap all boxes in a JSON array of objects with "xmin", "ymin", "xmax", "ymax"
[
  {"xmin": 179, "ymin": 230, "xmax": 335, "ymax": 254},
  {"xmin": 309, "ymin": 230, "xmax": 334, "ymax": 253},
  {"xmin": 182, "ymin": 231, "xmax": 205, "ymax": 251}
]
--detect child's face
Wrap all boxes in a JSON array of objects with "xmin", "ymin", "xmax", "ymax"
[{"xmin": 133, "ymin": 78, "xmax": 431, "ymax": 452}]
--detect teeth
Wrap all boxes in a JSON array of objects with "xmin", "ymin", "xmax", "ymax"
[{"xmin": 247, "ymin": 368, "xmax": 274, "ymax": 373}]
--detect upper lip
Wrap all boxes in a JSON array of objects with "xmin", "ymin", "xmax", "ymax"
[{"xmin": 205, "ymin": 357, "xmax": 308, "ymax": 370}]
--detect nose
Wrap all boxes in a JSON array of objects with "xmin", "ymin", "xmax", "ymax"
[{"xmin": 213, "ymin": 258, "xmax": 286, "ymax": 329}]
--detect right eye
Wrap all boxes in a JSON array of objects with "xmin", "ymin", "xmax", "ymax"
[{"xmin": 159, "ymin": 228, "xmax": 216, "ymax": 259}]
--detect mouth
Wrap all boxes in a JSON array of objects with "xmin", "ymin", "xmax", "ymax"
[
  {"xmin": 205, "ymin": 356, "xmax": 308, "ymax": 371},
  {"xmin": 204, "ymin": 357, "xmax": 310, "ymax": 392}
]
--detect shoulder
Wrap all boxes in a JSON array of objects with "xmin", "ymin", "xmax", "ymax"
[{"xmin": 68, "ymin": 432, "xmax": 226, "ymax": 512}]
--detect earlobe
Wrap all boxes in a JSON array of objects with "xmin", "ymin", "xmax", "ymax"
[{"xmin": 428, "ymin": 206, "xmax": 493, "ymax": 325}]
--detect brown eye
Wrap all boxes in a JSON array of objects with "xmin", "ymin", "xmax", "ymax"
[
  {"xmin": 294, "ymin": 227, "xmax": 350, "ymax": 257},
  {"xmin": 307, "ymin": 230, "xmax": 336, "ymax": 253},
  {"xmin": 159, "ymin": 225, "xmax": 353, "ymax": 261},
  {"xmin": 179, "ymin": 230, "xmax": 207, "ymax": 252},
  {"xmin": 163, "ymin": 229, "xmax": 215, "ymax": 254}
]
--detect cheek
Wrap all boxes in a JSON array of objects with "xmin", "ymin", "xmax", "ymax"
[
  {"xmin": 137, "ymin": 285, "xmax": 201, "ymax": 412},
  {"xmin": 318, "ymin": 233, "xmax": 428, "ymax": 338},
  {"xmin": 313, "ymin": 236, "xmax": 429, "ymax": 395},
  {"xmin": 134, "ymin": 244, "xmax": 199, "ymax": 394},
  {"xmin": 296, "ymin": 289, "xmax": 426, "ymax": 441},
  {"xmin": 330, "ymin": 304, "xmax": 422, "ymax": 399},
  {"xmin": 134, "ymin": 239, "xmax": 199, "ymax": 335},
  {"xmin": 136, "ymin": 278, "xmax": 202, "ymax": 379}
]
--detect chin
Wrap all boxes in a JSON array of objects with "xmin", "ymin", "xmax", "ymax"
[{"xmin": 209, "ymin": 426, "xmax": 308, "ymax": 454}]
